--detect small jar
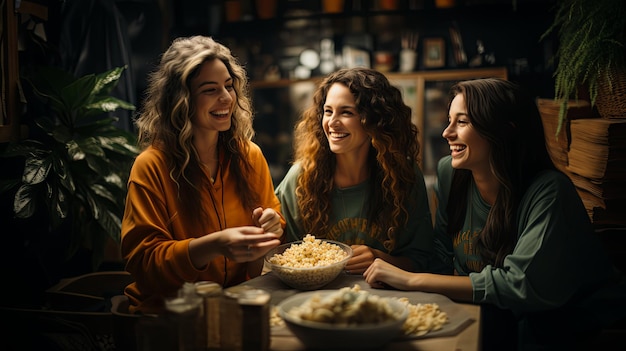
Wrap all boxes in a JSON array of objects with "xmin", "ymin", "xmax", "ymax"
[
  {"xmin": 195, "ymin": 281, "xmax": 223, "ymax": 350},
  {"xmin": 164, "ymin": 282, "xmax": 203, "ymax": 351},
  {"xmin": 238, "ymin": 289, "xmax": 271, "ymax": 351},
  {"xmin": 221, "ymin": 285, "xmax": 271, "ymax": 351}
]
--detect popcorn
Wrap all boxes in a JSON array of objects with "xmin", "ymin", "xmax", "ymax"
[{"xmin": 267, "ymin": 234, "xmax": 350, "ymax": 290}]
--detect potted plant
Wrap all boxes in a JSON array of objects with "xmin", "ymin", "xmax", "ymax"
[
  {"xmin": 541, "ymin": 0, "xmax": 626, "ymax": 134},
  {"xmin": 0, "ymin": 66, "xmax": 138, "ymax": 295}
]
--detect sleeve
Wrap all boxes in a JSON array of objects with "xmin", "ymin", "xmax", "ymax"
[
  {"xmin": 274, "ymin": 163, "xmax": 306, "ymax": 243},
  {"xmin": 121, "ymin": 151, "xmax": 200, "ymax": 297},
  {"xmin": 429, "ymin": 156, "xmax": 455, "ymax": 274},
  {"xmin": 469, "ymin": 172, "xmax": 606, "ymax": 315},
  {"xmin": 389, "ymin": 164, "xmax": 434, "ymax": 272}
]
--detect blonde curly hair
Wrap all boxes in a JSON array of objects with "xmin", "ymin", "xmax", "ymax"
[{"xmin": 134, "ymin": 36, "xmax": 258, "ymax": 221}]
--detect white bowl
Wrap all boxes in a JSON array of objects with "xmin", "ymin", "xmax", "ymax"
[
  {"xmin": 264, "ymin": 240, "xmax": 352, "ymax": 290},
  {"xmin": 277, "ymin": 290, "xmax": 408, "ymax": 350}
]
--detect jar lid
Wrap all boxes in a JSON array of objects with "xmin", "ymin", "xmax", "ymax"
[
  {"xmin": 223, "ymin": 284, "xmax": 256, "ymax": 299},
  {"xmin": 194, "ymin": 281, "xmax": 222, "ymax": 297},
  {"xmin": 238, "ymin": 289, "xmax": 271, "ymax": 306}
]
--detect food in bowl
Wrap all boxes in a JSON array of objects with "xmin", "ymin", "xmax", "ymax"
[
  {"xmin": 286, "ymin": 285, "xmax": 405, "ymax": 324},
  {"xmin": 277, "ymin": 285, "xmax": 408, "ymax": 349},
  {"xmin": 265, "ymin": 234, "xmax": 352, "ymax": 290}
]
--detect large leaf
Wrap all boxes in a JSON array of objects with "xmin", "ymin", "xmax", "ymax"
[
  {"xmin": 102, "ymin": 172, "xmax": 125, "ymax": 190},
  {"xmin": 99, "ymin": 136, "xmax": 140, "ymax": 157},
  {"xmin": 99, "ymin": 209, "xmax": 122, "ymax": 243},
  {"xmin": 91, "ymin": 183, "xmax": 119, "ymax": 204},
  {"xmin": 52, "ymin": 155, "xmax": 76, "ymax": 193},
  {"xmin": 85, "ymin": 96, "xmax": 136, "ymax": 113},
  {"xmin": 76, "ymin": 137, "xmax": 106, "ymax": 158},
  {"xmin": 92, "ymin": 66, "xmax": 127, "ymax": 96},
  {"xmin": 84, "ymin": 153, "xmax": 109, "ymax": 175},
  {"xmin": 14, "ymin": 184, "xmax": 39, "ymax": 218},
  {"xmin": 0, "ymin": 139, "xmax": 48, "ymax": 158},
  {"xmin": 48, "ymin": 180, "xmax": 69, "ymax": 225},
  {"xmin": 66, "ymin": 140, "xmax": 86, "ymax": 161},
  {"xmin": 22, "ymin": 154, "xmax": 51, "ymax": 185}
]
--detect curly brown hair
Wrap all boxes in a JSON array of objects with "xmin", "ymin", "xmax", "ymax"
[
  {"xmin": 134, "ymin": 36, "xmax": 258, "ymax": 224},
  {"xmin": 293, "ymin": 68, "xmax": 421, "ymax": 243}
]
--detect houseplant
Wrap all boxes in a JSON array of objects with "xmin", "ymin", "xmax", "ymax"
[
  {"xmin": 0, "ymin": 66, "xmax": 138, "ymax": 289},
  {"xmin": 541, "ymin": 0, "xmax": 626, "ymax": 134}
]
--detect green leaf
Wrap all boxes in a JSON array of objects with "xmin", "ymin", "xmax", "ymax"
[
  {"xmin": 0, "ymin": 140, "xmax": 48, "ymax": 158},
  {"xmin": 50, "ymin": 124, "xmax": 73, "ymax": 144},
  {"xmin": 76, "ymin": 137, "xmax": 106, "ymax": 158},
  {"xmin": 91, "ymin": 183, "xmax": 118, "ymax": 204},
  {"xmin": 93, "ymin": 66, "xmax": 127, "ymax": 96},
  {"xmin": 52, "ymin": 155, "xmax": 76, "ymax": 193},
  {"xmin": 84, "ymin": 153, "xmax": 109, "ymax": 175},
  {"xmin": 63, "ymin": 75, "xmax": 98, "ymax": 113},
  {"xmin": 85, "ymin": 96, "xmax": 136, "ymax": 113},
  {"xmin": 50, "ymin": 181, "xmax": 69, "ymax": 224},
  {"xmin": 14, "ymin": 184, "xmax": 38, "ymax": 218},
  {"xmin": 22, "ymin": 154, "xmax": 51, "ymax": 185},
  {"xmin": 102, "ymin": 209, "xmax": 122, "ymax": 243},
  {"xmin": 67, "ymin": 140, "xmax": 86, "ymax": 161},
  {"xmin": 98, "ymin": 136, "xmax": 140, "ymax": 157}
]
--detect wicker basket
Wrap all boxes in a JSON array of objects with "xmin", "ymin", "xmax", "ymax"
[{"xmin": 595, "ymin": 67, "xmax": 626, "ymax": 119}]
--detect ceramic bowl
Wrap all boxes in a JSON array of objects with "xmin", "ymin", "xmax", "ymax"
[
  {"xmin": 277, "ymin": 290, "xmax": 408, "ymax": 350},
  {"xmin": 264, "ymin": 240, "xmax": 352, "ymax": 290}
]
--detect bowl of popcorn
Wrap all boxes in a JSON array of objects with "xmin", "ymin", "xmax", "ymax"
[
  {"xmin": 277, "ymin": 285, "xmax": 409, "ymax": 350},
  {"xmin": 264, "ymin": 234, "xmax": 352, "ymax": 290}
]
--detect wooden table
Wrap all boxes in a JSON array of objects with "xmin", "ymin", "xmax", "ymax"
[{"xmin": 241, "ymin": 273, "xmax": 482, "ymax": 351}]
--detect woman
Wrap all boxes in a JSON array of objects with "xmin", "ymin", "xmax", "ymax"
[
  {"xmin": 275, "ymin": 68, "xmax": 434, "ymax": 274},
  {"xmin": 363, "ymin": 78, "xmax": 626, "ymax": 350},
  {"xmin": 121, "ymin": 36, "xmax": 284, "ymax": 314}
]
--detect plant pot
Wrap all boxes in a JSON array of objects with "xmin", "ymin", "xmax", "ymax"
[{"xmin": 595, "ymin": 67, "xmax": 626, "ymax": 119}]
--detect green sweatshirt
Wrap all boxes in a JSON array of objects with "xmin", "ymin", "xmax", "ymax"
[
  {"xmin": 432, "ymin": 155, "xmax": 626, "ymax": 348},
  {"xmin": 275, "ymin": 163, "xmax": 434, "ymax": 272}
]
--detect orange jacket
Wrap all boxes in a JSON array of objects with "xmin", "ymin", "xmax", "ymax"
[{"xmin": 121, "ymin": 143, "xmax": 283, "ymax": 314}]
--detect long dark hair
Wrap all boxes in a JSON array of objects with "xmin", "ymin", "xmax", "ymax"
[{"xmin": 446, "ymin": 78, "xmax": 556, "ymax": 267}]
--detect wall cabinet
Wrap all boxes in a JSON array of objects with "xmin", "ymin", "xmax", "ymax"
[{"xmin": 251, "ymin": 66, "xmax": 508, "ymax": 185}]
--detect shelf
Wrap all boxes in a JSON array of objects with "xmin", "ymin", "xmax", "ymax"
[{"xmin": 250, "ymin": 66, "xmax": 507, "ymax": 89}]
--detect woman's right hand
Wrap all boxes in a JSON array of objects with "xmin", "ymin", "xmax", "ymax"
[
  {"xmin": 189, "ymin": 226, "xmax": 281, "ymax": 268},
  {"xmin": 217, "ymin": 226, "xmax": 281, "ymax": 262}
]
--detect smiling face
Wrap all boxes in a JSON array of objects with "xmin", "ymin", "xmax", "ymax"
[
  {"xmin": 322, "ymin": 83, "xmax": 371, "ymax": 158},
  {"xmin": 442, "ymin": 93, "xmax": 491, "ymax": 172},
  {"xmin": 189, "ymin": 58, "xmax": 235, "ymax": 134}
]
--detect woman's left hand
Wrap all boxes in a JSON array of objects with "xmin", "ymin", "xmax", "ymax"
[
  {"xmin": 344, "ymin": 244, "xmax": 378, "ymax": 274},
  {"xmin": 252, "ymin": 207, "xmax": 283, "ymax": 237},
  {"xmin": 363, "ymin": 258, "xmax": 414, "ymax": 290}
]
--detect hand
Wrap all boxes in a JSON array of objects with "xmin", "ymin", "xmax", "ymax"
[
  {"xmin": 217, "ymin": 226, "xmax": 281, "ymax": 263},
  {"xmin": 344, "ymin": 244, "xmax": 377, "ymax": 274},
  {"xmin": 363, "ymin": 258, "xmax": 414, "ymax": 290},
  {"xmin": 252, "ymin": 207, "xmax": 283, "ymax": 237}
]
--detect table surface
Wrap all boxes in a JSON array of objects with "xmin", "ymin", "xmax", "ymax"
[{"xmin": 242, "ymin": 272, "xmax": 482, "ymax": 351}]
